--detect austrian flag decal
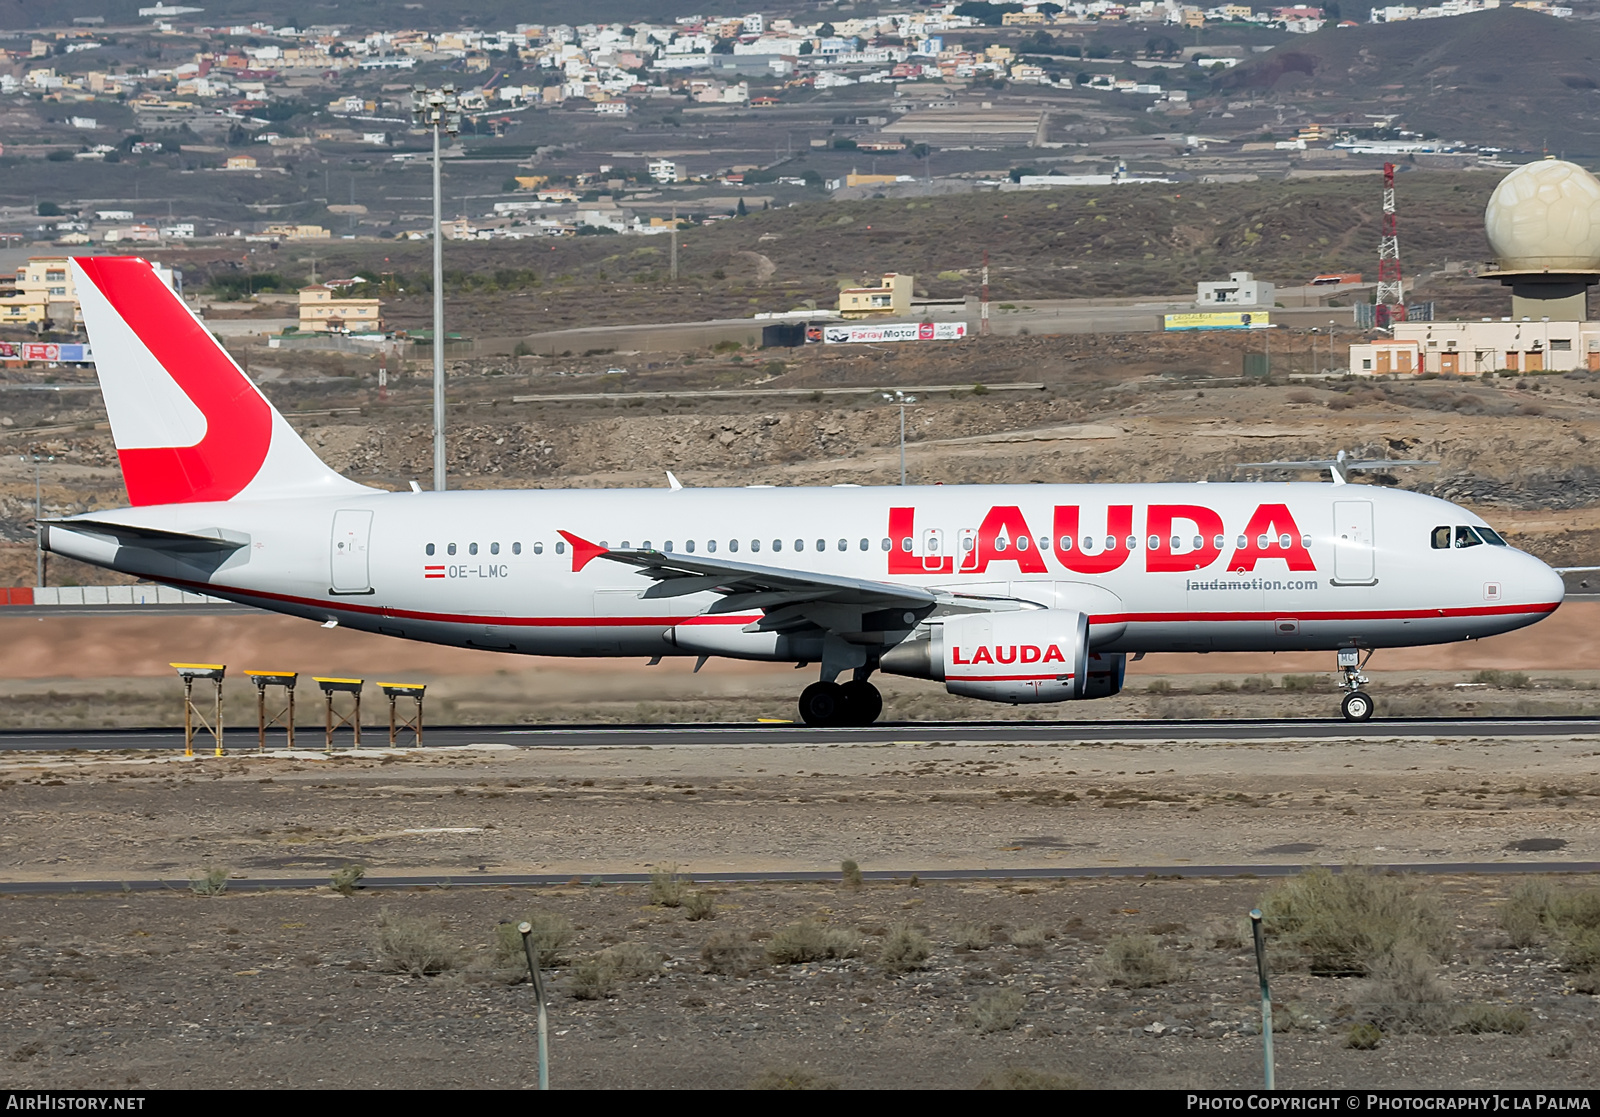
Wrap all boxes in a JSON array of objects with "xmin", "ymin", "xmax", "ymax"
[{"xmin": 424, "ymin": 564, "xmax": 445, "ymax": 580}]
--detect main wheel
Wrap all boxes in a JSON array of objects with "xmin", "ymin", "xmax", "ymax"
[
  {"xmin": 838, "ymin": 680, "xmax": 883, "ymax": 726},
  {"xmin": 1341, "ymin": 690, "xmax": 1375, "ymax": 721},
  {"xmin": 798, "ymin": 681, "xmax": 846, "ymax": 726}
]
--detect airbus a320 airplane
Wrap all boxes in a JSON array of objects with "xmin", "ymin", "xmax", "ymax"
[{"xmin": 44, "ymin": 257, "xmax": 1566, "ymax": 725}]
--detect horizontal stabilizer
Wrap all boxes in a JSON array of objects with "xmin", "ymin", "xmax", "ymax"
[{"xmin": 44, "ymin": 518, "xmax": 248, "ymax": 552}]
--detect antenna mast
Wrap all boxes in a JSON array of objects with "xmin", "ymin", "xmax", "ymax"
[{"xmin": 1375, "ymin": 162, "xmax": 1405, "ymax": 327}]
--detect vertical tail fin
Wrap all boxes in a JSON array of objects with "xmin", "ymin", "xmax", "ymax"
[{"xmin": 71, "ymin": 256, "xmax": 372, "ymax": 506}]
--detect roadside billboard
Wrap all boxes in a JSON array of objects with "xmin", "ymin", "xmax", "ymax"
[
  {"xmin": 1163, "ymin": 312, "xmax": 1272, "ymax": 331},
  {"xmin": 0, "ymin": 342, "xmax": 93, "ymax": 362},
  {"xmin": 820, "ymin": 322, "xmax": 968, "ymax": 344}
]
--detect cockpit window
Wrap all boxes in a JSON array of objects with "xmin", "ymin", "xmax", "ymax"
[
  {"xmin": 1455, "ymin": 526, "xmax": 1484, "ymax": 549},
  {"xmin": 1431, "ymin": 526, "xmax": 1451, "ymax": 550},
  {"xmin": 1478, "ymin": 526, "xmax": 1509, "ymax": 546}
]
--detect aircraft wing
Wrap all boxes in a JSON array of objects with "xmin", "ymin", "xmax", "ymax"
[
  {"xmin": 601, "ymin": 546, "xmax": 937, "ymax": 617},
  {"xmin": 563, "ymin": 529, "xmax": 1039, "ymax": 637}
]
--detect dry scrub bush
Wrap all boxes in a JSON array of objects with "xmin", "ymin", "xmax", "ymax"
[
  {"xmin": 1260, "ymin": 867, "xmax": 1449, "ymax": 976},
  {"xmin": 1499, "ymin": 878, "xmax": 1556, "ymax": 947},
  {"xmin": 1456, "ymin": 1004, "xmax": 1531, "ymax": 1035},
  {"xmin": 748, "ymin": 1066, "xmax": 839, "ymax": 1090},
  {"xmin": 1353, "ymin": 945, "xmax": 1454, "ymax": 1034},
  {"xmin": 977, "ymin": 1067, "xmax": 1084, "ymax": 1090},
  {"xmin": 701, "ymin": 930, "xmax": 763, "ymax": 976},
  {"xmin": 684, "ymin": 891, "xmax": 717, "ymax": 921},
  {"xmin": 766, "ymin": 921, "xmax": 861, "ymax": 965},
  {"xmin": 376, "ymin": 911, "xmax": 461, "ymax": 977},
  {"xmin": 649, "ymin": 867, "xmax": 687, "ymax": 908},
  {"xmin": 189, "ymin": 866, "xmax": 229, "ymax": 897},
  {"xmin": 1092, "ymin": 934, "xmax": 1179, "ymax": 988},
  {"xmin": 602, "ymin": 941, "xmax": 664, "ymax": 980},
  {"xmin": 879, "ymin": 922, "xmax": 932, "ymax": 973},
  {"xmin": 1011, "ymin": 925, "xmax": 1049, "ymax": 949},
  {"xmin": 971, "ymin": 987, "xmax": 1025, "ymax": 1033},
  {"xmin": 567, "ymin": 954, "xmax": 617, "ymax": 1000},
  {"xmin": 840, "ymin": 859, "xmax": 863, "ymax": 889},
  {"xmin": 493, "ymin": 912, "xmax": 575, "ymax": 971},
  {"xmin": 1345, "ymin": 1022, "xmax": 1383, "ymax": 1050},
  {"xmin": 330, "ymin": 864, "xmax": 365, "ymax": 896},
  {"xmin": 952, "ymin": 922, "xmax": 992, "ymax": 950}
]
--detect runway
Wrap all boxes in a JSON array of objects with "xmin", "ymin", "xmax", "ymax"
[
  {"xmin": 4, "ymin": 860, "xmax": 1597, "ymax": 896},
  {"xmin": 3, "ymin": 714, "xmax": 1599, "ymax": 752}
]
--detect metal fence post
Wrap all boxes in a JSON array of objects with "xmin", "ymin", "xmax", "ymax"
[
  {"xmin": 1250, "ymin": 908, "xmax": 1275, "ymax": 1090},
  {"xmin": 518, "ymin": 922, "xmax": 550, "ymax": 1090}
]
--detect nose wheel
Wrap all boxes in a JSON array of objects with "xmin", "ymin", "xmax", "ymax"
[
  {"xmin": 1341, "ymin": 690, "xmax": 1375, "ymax": 721},
  {"xmin": 1337, "ymin": 647, "xmax": 1374, "ymax": 721}
]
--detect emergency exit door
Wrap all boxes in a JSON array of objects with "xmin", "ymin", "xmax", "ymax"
[
  {"xmin": 1332, "ymin": 500, "xmax": 1375, "ymax": 585},
  {"xmin": 330, "ymin": 509, "xmax": 373, "ymax": 594}
]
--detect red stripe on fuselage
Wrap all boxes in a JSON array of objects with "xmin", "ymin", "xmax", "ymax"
[{"xmin": 138, "ymin": 574, "xmax": 1561, "ymax": 633}]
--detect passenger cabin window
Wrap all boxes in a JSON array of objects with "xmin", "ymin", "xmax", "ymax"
[
  {"xmin": 513, "ymin": 543, "xmax": 522, "ymax": 555},
  {"xmin": 555, "ymin": 541, "xmax": 566, "ymax": 555},
  {"xmin": 490, "ymin": 542, "xmax": 500, "ymax": 555},
  {"xmin": 447, "ymin": 543, "xmax": 457, "ymax": 556},
  {"xmin": 773, "ymin": 539, "xmax": 782, "ymax": 552},
  {"xmin": 469, "ymin": 543, "xmax": 478, "ymax": 556},
  {"xmin": 706, "ymin": 540, "xmax": 717, "ymax": 553},
  {"xmin": 880, "ymin": 538, "xmax": 891, "ymax": 551},
  {"xmin": 1455, "ymin": 526, "xmax": 1484, "ymax": 548},
  {"xmin": 532, "ymin": 542, "xmax": 542, "ymax": 555},
  {"xmin": 686, "ymin": 540, "xmax": 696, "ymax": 553},
  {"xmin": 729, "ymin": 539, "xmax": 739, "ymax": 552},
  {"xmin": 426, "ymin": 543, "xmax": 435, "ymax": 556},
  {"xmin": 901, "ymin": 537, "xmax": 913, "ymax": 552}
]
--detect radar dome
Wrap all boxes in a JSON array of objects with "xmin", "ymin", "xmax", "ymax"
[{"xmin": 1484, "ymin": 159, "xmax": 1600, "ymax": 272}]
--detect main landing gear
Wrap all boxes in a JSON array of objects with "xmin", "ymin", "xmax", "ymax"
[
  {"xmin": 798, "ymin": 679, "xmax": 883, "ymax": 727},
  {"xmin": 1338, "ymin": 647, "xmax": 1374, "ymax": 721}
]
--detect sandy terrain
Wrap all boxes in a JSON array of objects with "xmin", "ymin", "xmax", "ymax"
[{"xmin": 0, "ymin": 735, "xmax": 1596, "ymax": 1090}]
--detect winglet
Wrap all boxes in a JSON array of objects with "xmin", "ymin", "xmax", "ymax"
[
  {"xmin": 558, "ymin": 530, "xmax": 609, "ymax": 572},
  {"xmin": 666, "ymin": 471, "xmax": 683, "ymax": 491}
]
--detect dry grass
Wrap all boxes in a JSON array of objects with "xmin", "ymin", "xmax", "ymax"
[
  {"xmin": 766, "ymin": 920, "xmax": 862, "ymax": 965},
  {"xmin": 951, "ymin": 922, "xmax": 992, "ymax": 951},
  {"xmin": 330, "ymin": 864, "xmax": 365, "ymax": 896},
  {"xmin": 492, "ymin": 912, "xmax": 575, "ymax": 971},
  {"xmin": 567, "ymin": 954, "xmax": 617, "ymax": 1000},
  {"xmin": 748, "ymin": 1066, "xmax": 839, "ymax": 1090},
  {"xmin": 1345, "ymin": 1022, "xmax": 1383, "ymax": 1050},
  {"xmin": 976, "ymin": 1067, "xmax": 1084, "ymax": 1090},
  {"xmin": 188, "ymin": 866, "xmax": 230, "ymax": 897},
  {"xmin": 971, "ymin": 987, "xmax": 1025, "ymax": 1034},
  {"xmin": 1259, "ymin": 867, "xmax": 1450, "ymax": 976},
  {"xmin": 684, "ymin": 891, "xmax": 717, "ymax": 921},
  {"xmin": 1011, "ymin": 925, "xmax": 1050, "ymax": 949},
  {"xmin": 1353, "ymin": 945, "xmax": 1455, "ymax": 1035},
  {"xmin": 840, "ymin": 859, "xmax": 863, "ymax": 889},
  {"xmin": 376, "ymin": 911, "xmax": 461, "ymax": 977},
  {"xmin": 879, "ymin": 922, "xmax": 932, "ymax": 973},
  {"xmin": 649, "ymin": 866, "xmax": 687, "ymax": 908},
  {"xmin": 1091, "ymin": 934, "xmax": 1179, "ymax": 988},
  {"xmin": 1456, "ymin": 1004, "xmax": 1531, "ymax": 1035},
  {"xmin": 701, "ymin": 930, "xmax": 764, "ymax": 976}
]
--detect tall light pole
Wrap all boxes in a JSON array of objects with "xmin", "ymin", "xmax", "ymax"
[
  {"xmin": 23, "ymin": 448, "xmax": 53, "ymax": 586},
  {"xmin": 412, "ymin": 83, "xmax": 460, "ymax": 492}
]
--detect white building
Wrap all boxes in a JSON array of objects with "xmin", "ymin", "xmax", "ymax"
[
  {"xmin": 1350, "ymin": 319, "xmax": 1600, "ymax": 375},
  {"xmin": 1197, "ymin": 271, "xmax": 1275, "ymax": 308},
  {"xmin": 648, "ymin": 158, "xmax": 685, "ymax": 183}
]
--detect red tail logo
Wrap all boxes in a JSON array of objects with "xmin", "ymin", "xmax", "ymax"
[{"xmin": 75, "ymin": 258, "xmax": 272, "ymax": 505}]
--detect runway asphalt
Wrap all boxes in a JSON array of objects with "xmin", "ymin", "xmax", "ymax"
[
  {"xmin": 3, "ymin": 861, "xmax": 1596, "ymax": 895},
  {"xmin": 2, "ymin": 715, "xmax": 1598, "ymax": 752}
]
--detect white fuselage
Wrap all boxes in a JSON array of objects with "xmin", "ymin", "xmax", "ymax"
[{"xmin": 49, "ymin": 482, "xmax": 1564, "ymax": 659}]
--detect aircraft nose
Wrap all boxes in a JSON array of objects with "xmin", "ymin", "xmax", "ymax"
[{"xmin": 1521, "ymin": 552, "xmax": 1565, "ymax": 609}]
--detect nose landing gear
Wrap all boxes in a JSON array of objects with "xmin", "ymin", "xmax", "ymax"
[{"xmin": 1338, "ymin": 647, "xmax": 1374, "ymax": 721}]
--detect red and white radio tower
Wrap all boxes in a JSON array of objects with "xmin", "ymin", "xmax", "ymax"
[{"xmin": 1375, "ymin": 162, "xmax": 1406, "ymax": 326}]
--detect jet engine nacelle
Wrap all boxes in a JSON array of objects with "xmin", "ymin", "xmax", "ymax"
[{"xmin": 881, "ymin": 609, "xmax": 1091, "ymax": 703}]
